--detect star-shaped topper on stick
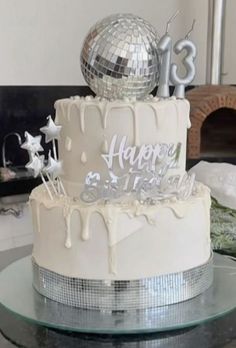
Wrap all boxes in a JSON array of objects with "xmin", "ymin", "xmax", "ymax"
[
  {"xmin": 45, "ymin": 151, "xmax": 63, "ymax": 179},
  {"xmin": 21, "ymin": 131, "xmax": 44, "ymax": 154},
  {"xmin": 25, "ymin": 153, "xmax": 53, "ymax": 200},
  {"xmin": 40, "ymin": 115, "xmax": 62, "ymax": 143},
  {"xmin": 21, "ymin": 117, "xmax": 66, "ymax": 200},
  {"xmin": 21, "ymin": 131, "xmax": 54, "ymax": 200},
  {"xmin": 40, "ymin": 115, "xmax": 66, "ymax": 196},
  {"xmin": 45, "ymin": 151, "xmax": 66, "ymax": 195},
  {"xmin": 40, "ymin": 115, "xmax": 62, "ymax": 162},
  {"xmin": 26, "ymin": 154, "xmax": 45, "ymax": 178}
]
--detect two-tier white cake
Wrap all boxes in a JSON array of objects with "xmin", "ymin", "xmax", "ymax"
[{"xmin": 29, "ymin": 14, "xmax": 213, "ymax": 311}]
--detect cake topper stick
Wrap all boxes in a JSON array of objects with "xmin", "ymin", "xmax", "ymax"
[
  {"xmin": 44, "ymin": 150, "xmax": 67, "ymax": 196},
  {"xmin": 39, "ymin": 172, "xmax": 53, "ymax": 200},
  {"xmin": 59, "ymin": 180, "xmax": 66, "ymax": 195},
  {"xmin": 35, "ymin": 150, "xmax": 59, "ymax": 196},
  {"xmin": 170, "ymin": 20, "xmax": 197, "ymax": 98},
  {"xmin": 44, "ymin": 171, "xmax": 58, "ymax": 195},
  {"xmin": 156, "ymin": 10, "xmax": 179, "ymax": 98},
  {"xmin": 26, "ymin": 153, "xmax": 53, "ymax": 200}
]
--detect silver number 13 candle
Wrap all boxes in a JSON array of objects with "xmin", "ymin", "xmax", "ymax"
[
  {"xmin": 170, "ymin": 38, "xmax": 197, "ymax": 99},
  {"xmin": 157, "ymin": 16, "xmax": 197, "ymax": 99}
]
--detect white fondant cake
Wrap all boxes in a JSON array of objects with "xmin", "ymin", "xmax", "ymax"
[{"xmin": 30, "ymin": 96, "xmax": 212, "ymax": 282}]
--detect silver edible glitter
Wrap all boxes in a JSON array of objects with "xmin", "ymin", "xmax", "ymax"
[
  {"xmin": 80, "ymin": 13, "xmax": 160, "ymax": 100},
  {"xmin": 32, "ymin": 255, "xmax": 213, "ymax": 311}
]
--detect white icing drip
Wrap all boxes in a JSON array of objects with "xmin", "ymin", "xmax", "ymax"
[
  {"xmin": 79, "ymin": 208, "xmax": 91, "ymax": 241},
  {"xmin": 81, "ymin": 151, "xmax": 87, "ymax": 164},
  {"xmin": 65, "ymin": 137, "xmax": 72, "ymax": 151},
  {"xmin": 63, "ymin": 204, "xmax": 72, "ymax": 249},
  {"xmin": 67, "ymin": 102, "xmax": 74, "ymax": 122},
  {"xmin": 36, "ymin": 201, "xmax": 41, "ymax": 234},
  {"xmin": 56, "ymin": 98, "xmax": 191, "ymax": 153},
  {"xmin": 132, "ymin": 202, "xmax": 156, "ymax": 225},
  {"xmin": 109, "ymin": 245, "xmax": 117, "ymax": 275},
  {"xmin": 148, "ymin": 104, "xmax": 159, "ymax": 129},
  {"xmin": 101, "ymin": 101, "xmax": 109, "ymax": 129},
  {"xmin": 78, "ymin": 102, "xmax": 86, "ymax": 133},
  {"xmin": 59, "ymin": 101, "xmax": 67, "ymax": 122},
  {"xmin": 101, "ymin": 139, "xmax": 108, "ymax": 153},
  {"xmin": 168, "ymin": 204, "xmax": 190, "ymax": 218},
  {"xmin": 101, "ymin": 205, "xmax": 118, "ymax": 274}
]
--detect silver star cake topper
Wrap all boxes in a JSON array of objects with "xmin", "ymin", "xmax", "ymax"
[
  {"xmin": 26, "ymin": 154, "xmax": 45, "ymax": 178},
  {"xmin": 45, "ymin": 151, "xmax": 63, "ymax": 180},
  {"xmin": 21, "ymin": 131, "xmax": 43, "ymax": 153},
  {"xmin": 21, "ymin": 115, "xmax": 66, "ymax": 200},
  {"xmin": 40, "ymin": 115, "xmax": 62, "ymax": 143}
]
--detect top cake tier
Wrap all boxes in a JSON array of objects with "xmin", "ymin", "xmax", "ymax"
[{"xmin": 55, "ymin": 96, "xmax": 190, "ymax": 198}]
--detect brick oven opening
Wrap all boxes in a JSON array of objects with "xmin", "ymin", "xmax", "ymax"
[
  {"xmin": 186, "ymin": 85, "xmax": 236, "ymax": 160},
  {"xmin": 201, "ymin": 107, "xmax": 236, "ymax": 157}
]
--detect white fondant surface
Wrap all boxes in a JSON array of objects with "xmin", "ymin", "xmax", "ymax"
[
  {"xmin": 30, "ymin": 182, "xmax": 211, "ymax": 280},
  {"xmin": 55, "ymin": 96, "xmax": 190, "ymax": 197}
]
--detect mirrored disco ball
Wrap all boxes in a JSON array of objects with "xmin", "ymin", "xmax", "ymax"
[{"xmin": 80, "ymin": 13, "xmax": 160, "ymax": 100}]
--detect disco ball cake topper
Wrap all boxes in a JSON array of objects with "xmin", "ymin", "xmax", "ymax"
[{"xmin": 80, "ymin": 13, "xmax": 160, "ymax": 100}]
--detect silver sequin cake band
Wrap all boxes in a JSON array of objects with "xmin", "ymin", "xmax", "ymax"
[{"xmin": 32, "ymin": 255, "xmax": 213, "ymax": 311}]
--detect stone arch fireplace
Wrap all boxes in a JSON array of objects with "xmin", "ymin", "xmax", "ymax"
[{"xmin": 186, "ymin": 85, "xmax": 236, "ymax": 158}]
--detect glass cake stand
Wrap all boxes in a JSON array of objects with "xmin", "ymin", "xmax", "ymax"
[{"xmin": 0, "ymin": 253, "xmax": 235, "ymax": 335}]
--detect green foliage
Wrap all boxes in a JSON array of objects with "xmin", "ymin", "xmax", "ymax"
[{"xmin": 211, "ymin": 198, "xmax": 236, "ymax": 256}]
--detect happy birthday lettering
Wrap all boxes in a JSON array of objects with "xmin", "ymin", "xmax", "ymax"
[
  {"xmin": 80, "ymin": 134, "xmax": 196, "ymax": 204},
  {"xmin": 101, "ymin": 135, "xmax": 181, "ymax": 171}
]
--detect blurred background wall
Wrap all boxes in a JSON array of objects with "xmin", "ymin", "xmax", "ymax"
[{"xmin": 0, "ymin": 0, "xmax": 234, "ymax": 86}]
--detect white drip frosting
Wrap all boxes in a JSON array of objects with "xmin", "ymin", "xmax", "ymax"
[
  {"xmin": 65, "ymin": 136, "xmax": 72, "ymax": 151},
  {"xmin": 55, "ymin": 97, "xmax": 191, "ymax": 147},
  {"xmin": 30, "ymin": 182, "xmax": 210, "ymax": 275},
  {"xmin": 54, "ymin": 96, "xmax": 191, "ymax": 198},
  {"xmin": 80, "ymin": 152, "xmax": 87, "ymax": 164},
  {"xmin": 101, "ymin": 139, "xmax": 109, "ymax": 153}
]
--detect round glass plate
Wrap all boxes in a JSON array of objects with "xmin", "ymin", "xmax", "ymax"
[{"xmin": 0, "ymin": 253, "xmax": 235, "ymax": 335}]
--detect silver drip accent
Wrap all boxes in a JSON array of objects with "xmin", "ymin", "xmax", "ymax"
[{"xmin": 2, "ymin": 132, "xmax": 22, "ymax": 168}]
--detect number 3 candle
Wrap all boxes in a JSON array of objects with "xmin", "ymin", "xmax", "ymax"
[{"xmin": 170, "ymin": 21, "xmax": 197, "ymax": 99}]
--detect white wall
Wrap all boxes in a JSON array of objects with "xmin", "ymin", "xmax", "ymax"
[
  {"xmin": 0, "ymin": 0, "xmax": 234, "ymax": 86},
  {"xmin": 222, "ymin": 0, "xmax": 236, "ymax": 84}
]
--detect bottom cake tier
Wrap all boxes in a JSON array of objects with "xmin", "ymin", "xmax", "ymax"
[{"xmin": 30, "ymin": 182, "xmax": 213, "ymax": 310}]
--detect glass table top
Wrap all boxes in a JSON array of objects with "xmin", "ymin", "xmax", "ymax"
[{"xmin": 0, "ymin": 253, "xmax": 235, "ymax": 334}]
